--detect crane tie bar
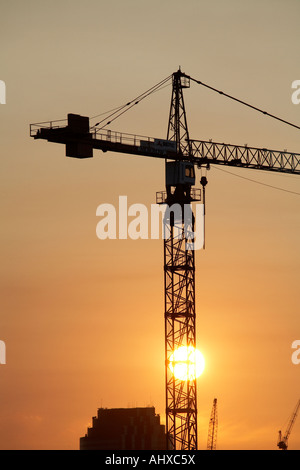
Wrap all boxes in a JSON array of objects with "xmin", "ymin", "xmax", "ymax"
[{"xmin": 184, "ymin": 74, "xmax": 300, "ymax": 132}]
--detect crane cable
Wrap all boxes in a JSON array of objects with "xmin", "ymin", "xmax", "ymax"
[
  {"xmin": 184, "ymin": 73, "xmax": 300, "ymax": 194},
  {"xmin": 212, "ymin": 165, "xmax": 300, "ymax": 196},
  {"xmin": 90, "ymin": 71, "xmax": 300, "ymax": 132},
  {"xmin": 90, "ymin": 74, "xmax": 172, "ymax": 130},
  {"xmin": 186, "ymin": 74, "xmax": 300, "ymax": 132}
]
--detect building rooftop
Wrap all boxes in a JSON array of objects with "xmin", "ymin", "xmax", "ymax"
[{"xmin": 80, "ymin": 406, "xmax": 166, "ymax": 450}]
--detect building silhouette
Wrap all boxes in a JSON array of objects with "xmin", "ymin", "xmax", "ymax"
[{"xmin": 80, "ymin": 407, "xmax": 167, "ymax": 450}]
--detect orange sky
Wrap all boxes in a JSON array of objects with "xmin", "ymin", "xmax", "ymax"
[{"xmin": 1, "ymin": 0, "xmax": 300, "ymax": 450}]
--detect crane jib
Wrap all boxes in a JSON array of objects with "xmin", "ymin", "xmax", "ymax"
[{"xmin": 30, "ymin": 113, "xmax": 300, "ymax": 174}]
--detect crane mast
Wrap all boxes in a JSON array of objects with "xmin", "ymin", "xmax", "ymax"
[
  {"xmin": 160, "ymin": 70, "xmax": 198, "ymax": 450},
  {"xmin": 29, "ymin": 69, "xmax": 300, "ymax": 451}
]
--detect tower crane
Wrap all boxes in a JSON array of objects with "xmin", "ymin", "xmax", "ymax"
[
  {"xmin": 277, "ymin": 399, "xmax": 300, "ymax": 450},
  {"xmin": 207, "ymin": 398, "xmax": 218, "ymax": 450},
  {"xmin": 30, "ymin": 69, "xmax": 300, "ymax": 450}
]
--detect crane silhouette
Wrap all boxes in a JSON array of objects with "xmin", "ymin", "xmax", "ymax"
[
  {"xmin": 277, "ymin": 399, "xmax": 300, "ymax": 450},
  {"xmin": 207, "ymin": 398, "xmax": 218, "ymax": 450},
  {"xmin": 30, "ymin": 69, "xmax": 300, "ymax": 450}
]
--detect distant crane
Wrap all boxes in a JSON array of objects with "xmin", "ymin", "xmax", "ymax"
[
  {"xmin": 30, "ymin": 69, "xmax": 300, "ymax": 450},
  {"xmin": 207, "ymin": 398, "xmax": 218, "ymax": 450},
  {"xmin": 277, "ymin": 399, "xmax": 300, "ymax": 450}
]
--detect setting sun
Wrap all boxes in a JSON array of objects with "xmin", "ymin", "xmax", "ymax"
[{"xmin": 169, "ymin": 346, "xmax": 205, "ymax": 381}]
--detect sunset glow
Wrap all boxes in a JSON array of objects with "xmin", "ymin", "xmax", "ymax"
[
  {"xmin": 169, "ymin": 346, "xmax": 205, "ymax": 381},
  {"xmin": 1, "ymin": 0, "xmax": 299, "ymax": 451}
]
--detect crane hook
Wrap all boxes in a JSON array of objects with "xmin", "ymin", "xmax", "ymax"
[{"xmin": 200, "ymin": 165, "xmax": 209, "ymax": 250}]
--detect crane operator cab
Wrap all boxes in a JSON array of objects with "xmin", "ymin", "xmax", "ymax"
[{"xmin": 165, "ymin": 161, "xmax": 195, "ymax": 204}]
